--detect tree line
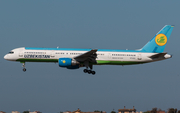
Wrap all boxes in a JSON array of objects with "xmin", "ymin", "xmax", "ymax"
[
  {"xmin": 144, "ymin": 108, "xmax": 180, "ymax": 113},
  {"xmin": 22, "ymin": 108, "xmax": 180, "ymax": 113}
]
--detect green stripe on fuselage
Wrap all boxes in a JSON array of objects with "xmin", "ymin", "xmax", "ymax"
[
  {"xmin": 17, "ymin": 58, "xmax": 58, "ymax": 62},
  {"xmin": 96, "ymin": 60, "xmax": 145, "ymax": 65},
  {"xmin": 17, "ymin": 58, "xmax": 145, "ymax": 65}
]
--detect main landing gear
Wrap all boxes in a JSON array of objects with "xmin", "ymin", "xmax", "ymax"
[
  {"xmin": 83, "ymin": 69, "xmax": 96, "ymax": 75},
  {"xmin": 22, "ymin": 62, "xmax": 26, "ymax": 72},
  {"xmin": 83, "ymin": 62, "xmax": 96, "ymax": 75}
]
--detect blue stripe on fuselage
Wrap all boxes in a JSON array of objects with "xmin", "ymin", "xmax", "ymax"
[{"xmin": 25, "ymin": 47, "xmax": 149, "ymax": 53}]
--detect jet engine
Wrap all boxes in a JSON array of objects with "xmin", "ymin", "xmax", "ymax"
[{"xmin": 58, "ymin": 58, "xmax": 80, "ymax": 69}]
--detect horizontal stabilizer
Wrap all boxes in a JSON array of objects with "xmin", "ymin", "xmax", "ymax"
[{"xmin": 149, "ymin": 53, "xmax": 167, "ymax": 59}]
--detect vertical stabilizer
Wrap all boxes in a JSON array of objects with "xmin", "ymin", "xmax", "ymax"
[{"xmin": 141, "ymin": 25, "xmax": 174, "ymax": 53}]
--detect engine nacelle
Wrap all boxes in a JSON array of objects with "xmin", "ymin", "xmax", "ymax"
[
  {"xmin": 67, "ymin": 65, "xmax": 79, "ymax": 69},
  {"xmin": 59, "ymin": 58, "xmax": 79, "ymax": 68}
]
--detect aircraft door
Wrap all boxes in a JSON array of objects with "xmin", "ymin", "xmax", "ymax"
[
  {"xmin": 137, "ymin": 53, "xmax": 142, "ymax": 60},
  {"xmin": 19, "ymin": 51, "xmax": 24, "ymax": 58},
  {"xmin": 51, "ymin": 51, "xmax": 55, "ymax": 58},
  {"xmin": 108, "ymin": 53, "xmax": 112, "ymax": 59}
]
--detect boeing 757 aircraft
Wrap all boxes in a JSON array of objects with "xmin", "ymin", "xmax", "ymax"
[{"xmin": 4, "ymin": 25, "xmax": 174, "ymax": 75}]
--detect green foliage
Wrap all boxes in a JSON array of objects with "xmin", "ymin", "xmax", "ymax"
[
  {"xmin": 23, "ymin": 111, "xmax": 29, "ymax": 113},
  {"xmin": 94, "ymin": 110, "xmax": 104, "ymax": 113},
  {"xmin": 168, "ymin": 108, "xmax": 177, "ymax": 113},
  {"xmin": 157, "ymin": 109, "xmax": 162, "ymax": 112},
  {"xmin": 94, "ymin": 110, "xmax": 100, "ymax": 112},
  {"xmin": 111, "ymin": 110, "xmax": 116, "ymax": 113},
  {"xmin": 151, "ymin": 108, "xmax": 157, "ymax": 113}
]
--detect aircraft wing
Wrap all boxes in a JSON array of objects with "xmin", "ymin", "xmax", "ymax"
[
  {"xmin": 74, "ymin": 49, "xmax": 98, "ymax": 63},
  {"xmin": 149, "ymin": 53, "xmax": 167, "ymax": 59}
]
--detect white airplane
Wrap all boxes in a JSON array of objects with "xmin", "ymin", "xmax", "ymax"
[{"xmin": 4, "ymin": 25, "xmax": 174, "ymax": 75}]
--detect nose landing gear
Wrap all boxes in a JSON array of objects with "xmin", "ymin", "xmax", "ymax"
[
  {"xmin": 23, "ymin": 68, "xmax": 26, "ymax": 72},
  {"xmin": 22, "ymin": 62, "xmax": 26, "ymax": 72}
]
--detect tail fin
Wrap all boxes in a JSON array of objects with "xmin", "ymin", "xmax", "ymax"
[{"xmin": 140, "ymin": 25, "xmax": 174, "ymax": 53}]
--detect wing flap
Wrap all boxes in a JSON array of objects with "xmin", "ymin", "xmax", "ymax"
[{"xmin": 74, "ymin": 49, "xmax": 97, "ymax": 63}]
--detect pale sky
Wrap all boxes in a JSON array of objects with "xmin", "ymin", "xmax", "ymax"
[{"xmin": 1, "ymin": 1, "xmax": 180, "ymax": 113}]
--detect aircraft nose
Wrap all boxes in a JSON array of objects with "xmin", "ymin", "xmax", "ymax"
[{"xmin": 4, "ymin": 54, "xmax": 8, "ymax": 60}]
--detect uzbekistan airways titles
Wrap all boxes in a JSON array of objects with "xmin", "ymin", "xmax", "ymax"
[{"xmin": 24, "ymin": 55, "xmax": 51, "ymax": 59}]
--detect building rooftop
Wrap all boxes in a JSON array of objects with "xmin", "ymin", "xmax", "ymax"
[{"xmin": 118, "ymin": 106, "xmax": 136, "ymax": 112}]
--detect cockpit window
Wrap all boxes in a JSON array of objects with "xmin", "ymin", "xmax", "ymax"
[{"xmin": 9, "ymin": 51, "xmax": 14, "ymax": 54}]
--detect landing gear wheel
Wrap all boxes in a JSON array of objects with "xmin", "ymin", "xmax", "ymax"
[
  {"xmin": 23, "ymin": 68, "xmax": 26, "ymax": 72},
  {"xmin": 83, "ymin": 69, "xmax": 96, "ymax": 75},
  {"xmin": 22, "ymin": 62, "xmax": 26, "ymax": 72},
  {"xmin": 84, "ymin": 69, "xmax": 88, "ymax": 73},
  {"xmin": 92, "ymin": 71, "xmax": 96, "ymax": 75},
  {"xmin": 88, "ymin": 70, "xmax": 92, "ymax": 74}
]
